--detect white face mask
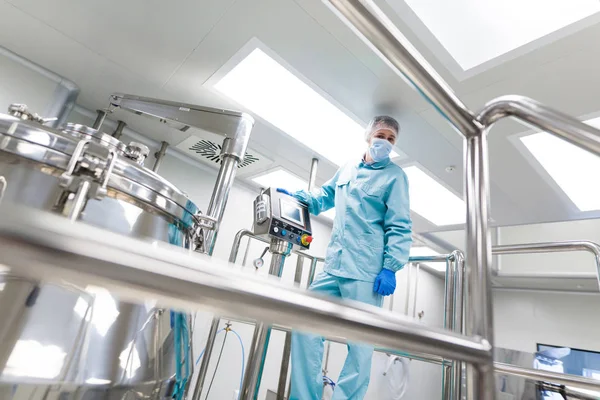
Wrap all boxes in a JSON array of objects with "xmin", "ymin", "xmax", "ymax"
[{"xmin": 369, "ymin": 138, "xmax": 393, "ymax": 162}]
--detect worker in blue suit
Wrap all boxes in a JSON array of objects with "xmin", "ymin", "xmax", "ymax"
[{"xmin": 279, "ymin": 115, "xmax": 413, "ymax": 400}]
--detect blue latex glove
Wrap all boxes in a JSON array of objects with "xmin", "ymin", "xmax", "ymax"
[
  {"xmin": 277, "ymin": 188, "xmax": 292, "ymax": 196},
  {"xmin": 373, "ymin": 269, "xmax": 396, "ymax": 296}
]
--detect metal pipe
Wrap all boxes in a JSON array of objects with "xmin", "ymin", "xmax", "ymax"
[
  {"xmin": 478, "ymin": 96, "xmax": 600, "ymax": 157},
  {"xmin": 204, "ymin": 154, "xmax": 239, "ymax": 255},
  {"xmin": 492, "ymin": 241, "xmax": 600, "ymax": 291},
  {"xmin": 307, "ymin": 258, "xmax": 319, "ymax": 287},
  {"xmin": 92, "ymin": 109, "xmax": 107, "ymax": 130},
  {"xmin": 0, "ymin": 206, "xmax": 492, "ymax": 364},
  {"xmin": 0, "ymin": 176, "xmax": 6, "ymax": 204},
  {"xmin": 412, "ymin": 263, "xmax": 420, "ymax": 319},
  {"xmin": 294, "ymin": 256, "xmax": 304, "ymax": 288},
  {"xmin": 243, "ymin": 241, "xmax": 288, "ymax": 400},
  {"xmin": 68, "ymin": 180, "xmax": 91, "ymax": 221},
  {"xmin": 405, "ymin": 263, "xmax": 412, "ymax": 316},
  {"xmin": 464, "ymin": 132, "xmax": 495, "ymax": 400},
  {"xmin": 112, "ymin": 120, "xmax": 126, "ymax": 140},
  {"xmin": 451, "ymin": 251, "xmax": 465, "ymax": 400},
  {"xmin": 0, "ymin": 45, "xmax": 80, "ymax": 129},
  {"xmin": 308, "ymin": 158, "xmax": 319, "ymax": 191},
  {"xmin": 240, "ymin": 323, "xmax": 270, "ymax": 399},
  {"xmin": 494, "ymin": 362, "xmax": 600, "ymax": 393},
  {"xmin": 323, "ymin": 0, "xmax": 480, "ymax": 138},
  {"xmin": 152, "ymin": 141, "xmax": 169, "ymax": 173},
  {"xmin": 443, "ymin": 258, "xmax": 455, "ymax": 400}
]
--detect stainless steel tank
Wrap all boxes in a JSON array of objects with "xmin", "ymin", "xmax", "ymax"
[{"xmin": 0, "ymin": 105, "xmax": 201, "ymax": 399}]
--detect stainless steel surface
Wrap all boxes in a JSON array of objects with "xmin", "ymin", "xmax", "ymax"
[
  {"xmin": 307, "ymin": 257, "xmax": 319, "ymax": 287},
  {"xmin": 92, "ymin": 109, "xmax": 107, "ymax": 130},
  {"xmin": 412, "ymin": 262, "xmax": 420, "ymax": 319},
  {"xmin": 153, "ymin": 141, "xmax": 169, "ymax": 173},
  {"xmin": 0, "ymin": 109, "xmax": 200, "ymax": 398},
  {"xmin": 0, "ymin": 206, "xmax": 493, "ymax": 363},
  {"xmin": 308, "ymin": 158, "xmax": 318, "ymax": 192},
  {"xmin": 112, "ymin": 120, "xmax": 126, "ymax": 140},
  {"xmin": 451, "ymin": 251, "xmax": 466, "ymax": 400},
  {"xmin": 464, "ymin": 132, "xmax": 495, "ymax": 400},
  {"xmin": 492, "ymin": 241, "xmax": 600, "ymax": 290},
  {"xmin": 204, "ymin": 155, "xmax": 238, "ymax": 254},
  {"xmin": 494, "ymin": 362, "xmax": 600, "ymax": 393},
  {"xmin": 125, "ymin": 141, "xmax": 150, "ymax": 165},
  {"xmin": 109, "ymin": 93, "xmax": 254, "ymax": 161},
  {"xmin": 324, "ymin": 0, "xmax": 481, "ymax": 138},
  {"xmin": 443, "ymin": 257, "xmax": 456, "ymax": 400},
  {"xmin": 277, "ymin": 333, "xmax": 292, "ymax": 400},
  {"xmin": 191, "ymin": 316, "xmax": 220, "ymax": 400},
  {"xmin": 294, "ymin": 256, "xmax": 304, "ymax": 287},
  {"xmin": 478, "ymin": 96, "xmax": 600, "ymax": 157},
  {"xmin": 0, "ymin": 45, "xmax": 79, "ymax": 129},
  {"xmin": 405, "ymin": 262, "xmax": 412, "ymax": 316},
  {"xmin": 240, "ymin": 324, "xmax": 270, "ymax": 400},
  {"xmin": 0, "ymin": 176, "xmax": 6, "ymax": 204}
]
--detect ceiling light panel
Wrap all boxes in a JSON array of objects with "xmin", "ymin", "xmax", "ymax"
[
  {"xmin": 403, "ymin": 165, "xmax": 465, "ymax": 226},
  {"xmin": 402, "ymin": 0, "xmax": 600, "ymax": 70},
  {"xmin": 216, "ymin": 48, "xmax": 372, "ymax": 166},
  {"xmin": 521, "ymin": 119, "xmax": 600, "ymax": 211}
]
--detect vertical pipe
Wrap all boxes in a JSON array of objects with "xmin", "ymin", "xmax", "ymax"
[
  {"xmin": 204, "ymin": 154, "xmax": 239, "ymax": 255},
  {"xmin": 0, "ymin": 176, "xmax": 6, "ymax": 204},
  {"xmin": 308, "ymin": 158, "xmax": 319, "ymax": 191},
  {"xmin": 442, "ymin": 257, "xmax": 455, "ymax": 400},
  {"xmin": 68, "ymin": 180, "xmax": 91, "ymax": 221},
  {"xmin": 412, "ymin": 263, "xmax": 420, "ymax": 319},
  {"xmin": 242, "ymin": 244, "xmax": 288, "ymax": 400},
  {"xmin": 293, "ymin": 256, "xmax": 304, "ymax": 287},
  {"xmin": 464, "ymin": 133, "xmax": 495, "ymax": 400},
  {"xmin": 92, "ymin": 110, "xmax": 107, "ymax": 130},
  {"xmin": 112, "ymin": 121, "xmax": 126, "ymax": 140},
  {"xmin": 404, "ymin": 263, "xmax": 412, "ymax": 316},
  {"xmin": 153, "ymin": 141, "xmax": 169, "ymax": 173},
  {"xmin": 44, "ymin": 82, "xmax": 79, "ymax": 129},
  {"xmin": 452, "ymin": 251, "xmax": 465, "ymax": 400},
  {"xmin": 307, "ymin": 258, "xmax": 318, "ymax": 288}
]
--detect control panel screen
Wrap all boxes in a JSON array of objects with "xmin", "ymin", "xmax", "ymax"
[{"xmin": 280, "ymin": 199, "xmax": 305, "ymax": 227}]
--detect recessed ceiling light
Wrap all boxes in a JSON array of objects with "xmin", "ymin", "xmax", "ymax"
[
  {"xmin": 215, "ymin": 48, "xmax": 399, "ymax": 165},
  {"xmin": 409, "ymin": 246, "xmax": 445, "ymax": 271},
  {"xmin": 521, "ymin": 118, "xmax": 600, "ymax": 212},
  {"xmin": 403, "ymin": 165, "xmax": 465, "ymax": 226},
  {"xmin": 402, "ymin": 0, "xmax": 600, "ymax": 70}
]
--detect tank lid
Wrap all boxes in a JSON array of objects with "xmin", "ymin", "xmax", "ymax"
[{"xmin": 62, "ymin": 123, "xmax": 127, "ymax": 154}]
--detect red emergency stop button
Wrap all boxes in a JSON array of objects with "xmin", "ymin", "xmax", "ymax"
[{"xmin": 301, "ymin": 234, "xmax": 313, "ymax": 246}]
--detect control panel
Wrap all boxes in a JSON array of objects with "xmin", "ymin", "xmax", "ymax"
[{"xmin": 253, "ymin": 188, "xmax": 313, "ymax": 249}]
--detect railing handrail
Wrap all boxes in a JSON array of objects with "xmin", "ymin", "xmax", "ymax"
[
  {"xmin": 492, "ymin": 241, "xmax": 600, "ymax": 290},
  {"xmin": 0, "ymin": 204, "xmax": 491, "ymax": 365}
]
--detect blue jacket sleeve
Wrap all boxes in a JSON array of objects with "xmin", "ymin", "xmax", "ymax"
[
  {"xmin": 293, "ymin": 168, "xmax": 340, "ymax": 215},
  {"xmin": 382, "ymin": 169, "xmax": 413, "ymax": 272}
]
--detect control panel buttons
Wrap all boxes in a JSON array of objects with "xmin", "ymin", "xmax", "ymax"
[
  {"xmin": 301, "ymin": 234, "xmax": 313, "ymax": 246},
  {"xmin": 281, "ymin": 229, "xmax": 287, "ymax": 236},
  {"xmin": 274, "ymin": 227, "xmax": 279, "ymax": 233}
]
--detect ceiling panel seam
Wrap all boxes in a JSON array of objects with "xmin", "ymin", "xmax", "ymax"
[{"xmin": 160, "ymin": 0, "xmax": 239, "ymax": 89}]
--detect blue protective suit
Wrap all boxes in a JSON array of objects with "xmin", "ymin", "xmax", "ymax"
[{"xmin": 290, "ymin": 157, "xmax": 412, "ymax": 400}]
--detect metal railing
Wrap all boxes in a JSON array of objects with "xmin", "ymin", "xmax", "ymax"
[{"xmin": 323, "ymin": 1, "xmax": 600, "ymax": 398}]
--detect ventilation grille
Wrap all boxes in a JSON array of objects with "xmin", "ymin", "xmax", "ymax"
[
  {"xmin": 176, "ymin": 134, "xmax": 272, "ymax": 176},
  {"xmin": 188, "ymin": 139, "xmax": 260, "ymax": 169}
]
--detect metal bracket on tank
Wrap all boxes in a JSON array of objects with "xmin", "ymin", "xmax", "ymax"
[
  {"xmin": 57, "ymin": 138, "xmax": 119, "ymax": 220},
  {"xmin": 0, "ymin": 176, "xmax": 6, "ymax": 204}
]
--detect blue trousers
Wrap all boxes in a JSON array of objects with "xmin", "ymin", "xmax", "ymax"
[{"xmin": 290, "ymin": 272, "xmax": 383, "ymax": 400}]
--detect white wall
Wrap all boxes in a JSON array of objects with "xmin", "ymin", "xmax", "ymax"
[{"xmin": 494, "ymin": 289, "xmax": 600, "ymax": 353}]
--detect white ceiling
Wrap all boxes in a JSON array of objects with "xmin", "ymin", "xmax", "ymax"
[{"xmin": 2, "ymin": 0, "xmax": 600, "ymax": 235}]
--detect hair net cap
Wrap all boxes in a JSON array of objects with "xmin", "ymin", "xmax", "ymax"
[{"xmin": 365, "ymin": 116, "xmax": 400, "ymax": 141}]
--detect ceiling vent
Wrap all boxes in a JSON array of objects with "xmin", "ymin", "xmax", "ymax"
[{"xmin": 176, "ymin": 132, "xmax": 273, "ymax": 177}]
